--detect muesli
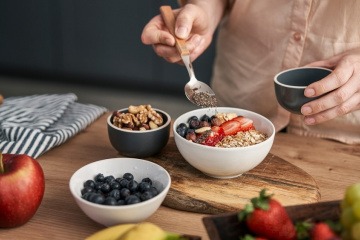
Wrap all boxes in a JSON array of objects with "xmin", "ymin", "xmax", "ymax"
[{"xmin": 176, "ymin": 113, "xmax": 268, "ymax": 147}]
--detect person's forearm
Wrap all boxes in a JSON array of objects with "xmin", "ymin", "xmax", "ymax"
[{"xmin": 179, "ymin": 0, "xmax": 228, "ymax": 34}]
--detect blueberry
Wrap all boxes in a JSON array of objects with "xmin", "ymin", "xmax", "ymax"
[
  {"xmin": 117, "ymin": 199, "xmax": 126, "ymax": 206},
  {"xmin": 104, "ymin": 197, "xmax": 117, "ymax": 206},
  {"xmin": 138, "ymin": 182, "xmax": 151, "ymax": 193},
  {"xmin": 127, "ymin": 180, "xmax": 138, "ymax": 192},
  {"xmin": 119, "ymin": 178, "xmax": 129, "ymax": 188},
  {"xmin": 150, "ymin": 187, "xmax": 159, "ymax": 196},
  {"xmin": 185, "ymin": 128, "xmax": 196, "ymax": 141},
  {"xmin": 94, "ymin": 182, "xmax": 103, "ymax": 191},
  {"xmin": 134, "ymin": 191, "xmax": 141, "ymax": 198},
  {"xmin": 81, "ymin": 186, "xmax": 94, "ymax": 195},
  {"xmin": 108, "ymin": 189, "xmax": 121, "ymax": 200},
  {"xmin": 125, "ymin": 195, "xmax": 141, "ymax": 205},
  {"xmin": 89, "ymin": 193, "xmax": 105, "ymax": 204},
  {"xmin": 104, "ymin": 175, "xmax": 115, "ymax": 183},
  {"xmin": 82, "ymin": 192, "xmax": 92, "ymax": 200},
  {"xmin": 176, "ymin": 123, "xmax": 188, "ymax": 137},
  {"xmin": 100, "ymin": 183, "xmax": 111, "ymax": 193},
  {"xmin": 188, "ymin": 116, "xmax": 200, "ymax": 129},
  {"xmin": 199, "ymin": 120, "xmax": 211, "ymax": 128},
  {"xmin": 95, "ymin": 173, "xmax": 105, "ymax": 182},
  {"xmin": 110, "ymin": 181, "xmax": 120, "ymax": 190},
  {"xmin": 83, "ymin": 179, "xmax": 95, "ymax": 188},
  {"xmin": 123, "ymin": 173, "xmax": 134, "ymax": 181},
  {"xmin": 142, "ymin": 177, "xmax": 152, "ymax": 186},
  {"xmin": 140, "ymin": 191, "xmax": 154, "ymax": 201},
  {"xmin": 200, "ymin": 114, "xmax": 211, "ymax": 122},
  {"xmin": 120, "ymin": 188, "xmax": 131, "ymax": 199}
]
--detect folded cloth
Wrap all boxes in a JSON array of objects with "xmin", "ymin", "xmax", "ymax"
[{"xmin": 0, "ymin": 93, "xmax": 107, "ymax": 158}]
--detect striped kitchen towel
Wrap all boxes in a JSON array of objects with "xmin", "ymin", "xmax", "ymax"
[{"xmin": 0, "ymin": 93, "xmax": 107, "ymax": 158}]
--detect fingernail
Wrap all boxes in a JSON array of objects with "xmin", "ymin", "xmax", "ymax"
[
  {"xmin": 301, "ymin": 106, "xmax": 312, "ymax": 115},
  {"xmin": 176, "ymin": 26, "xmax": 188, "ymax": 39},
  {"xmin": 304, "ymin": 117, "xmax": 316, "ymax": 125},
  {"xmin": 304, "ymin": 88, "xmax": 315, "ymax": 97}
]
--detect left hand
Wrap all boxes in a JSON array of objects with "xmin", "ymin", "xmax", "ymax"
[{"xmin": 301, "ymin": 47, "xmax": 360, "ymax": 125}]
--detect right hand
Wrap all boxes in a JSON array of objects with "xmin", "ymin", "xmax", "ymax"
[{"xmin": 141, "ymin": 4, "xmax": 213, "ymax": 64}]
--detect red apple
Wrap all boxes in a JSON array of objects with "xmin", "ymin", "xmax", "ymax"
[{"xmin": 0, "ymin": 152, "xmax": 45, "ymax": 228}]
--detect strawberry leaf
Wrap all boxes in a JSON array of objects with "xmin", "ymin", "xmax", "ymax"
[{"xmin": 238, "ymin": 203, "xmax": 254, "ymax": 222}]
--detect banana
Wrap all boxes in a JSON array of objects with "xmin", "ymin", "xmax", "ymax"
[
  {"xmin": 85, "ymin": 222, "xmax": 186, "ymax": 240},
  {"xmin": 117, "ymin": 222, "xmax": 167, "ymax": 240},
  {"xmin": 85, "ymin": 223, "xmax": 136, "ymax": 240}
]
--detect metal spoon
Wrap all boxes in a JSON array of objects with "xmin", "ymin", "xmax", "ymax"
[{"xmin": 160, "ymin": 6, "xmax": 218, "ymax": 108}]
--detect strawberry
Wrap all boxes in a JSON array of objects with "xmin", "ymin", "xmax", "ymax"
[
  {"xmin": 238, "ymin": 189, "xmax": 296, "ymax": 240},
  {"xmin": 233, "ymin": 116, "xmax": 255, "ymax": 131},
  {"xmin": 311, "ymin": 222, "xmax": 341, "ymax": 240},
  {"xmin": 220, "ymin": 119, "xmax": 242, "ymax": 135},
  {"xmin": 196, "ymin": 126, "xmax": 225, "ymax": 146}
]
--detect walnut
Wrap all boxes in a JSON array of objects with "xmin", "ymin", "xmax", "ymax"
[
  {"xmin": 130, "ymin": 113, "xmax": 141, "ymax": 127},
  {"xmin": 149, "ymin": 121, "xmax": 159, "ymax": 129},
  {"xmin": 214, "ymin": 113, "xmax": 237, "ymax": 125},
  {"xmin": 128, "ymin": 105, "xmax": 147, "ymax": 114},
  {"xmin": 137, "ymin": 112, "xmax": 149, "ymax": 124},
  {"xmin": 146, "ymin": 105, "xmax": 163, "ymax": 125},
  {"xmin": 121, "ymin": 113, "xmax": 133, "ymax": 125},
  {"xmin": 111, "ymin": 105, "xmax": 165, "ymax": 131}
]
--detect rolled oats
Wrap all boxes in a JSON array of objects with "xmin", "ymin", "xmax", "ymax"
[{"xmin": 215, "ymin": 130, "xmax": 268, "ymax": 148}]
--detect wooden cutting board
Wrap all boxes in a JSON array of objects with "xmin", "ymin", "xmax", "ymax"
[{"xmin": 146, "ymin": 138, "xmax": 320, "ymax": 215}]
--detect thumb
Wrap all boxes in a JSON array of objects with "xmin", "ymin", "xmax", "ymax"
[{"xmin": 175, "ymin": 5, "xmax": 205, "ymax": 39}]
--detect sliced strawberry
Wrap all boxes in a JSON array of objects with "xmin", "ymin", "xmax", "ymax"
[
  {"xmin": 220, "ymin": 119, "xmax": 242, "ymax": 136},
  {"xmin": 195, "ymin": 127, "xmax": 225, "ymax": 146},
  {"xmin": 233, "ymin": 116, "xmax": 255, "ymax": 131}
]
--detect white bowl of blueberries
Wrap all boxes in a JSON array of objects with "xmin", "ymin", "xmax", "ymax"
[{"xmin": 69, "ymin": 158, "xmax": 171, "ymax": 226}]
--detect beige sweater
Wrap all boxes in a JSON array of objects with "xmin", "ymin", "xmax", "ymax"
[{"xmin": 209, "ymin": 0, "xmax": 360, "ymax": 144}]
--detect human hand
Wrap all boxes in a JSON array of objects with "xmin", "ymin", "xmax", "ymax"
[
  {"xmin": 302, "ymin": 48, "xmax": 360, "ymax": 125},
  {"xmin": 141, "ymin": 4, "xmax": 213, "ymax": 64}
]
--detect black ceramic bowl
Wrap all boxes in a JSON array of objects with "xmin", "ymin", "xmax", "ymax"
[
  {"xmin": 107, "ymin": 108, "xmax": 171, "ymax": 158},
  {"xmin": 274, "ymin": 67, "xmax": 332, "ymax": 114}
]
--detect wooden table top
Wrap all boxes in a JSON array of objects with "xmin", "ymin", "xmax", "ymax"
[{"xmin": 0, "ymin": 113, "xmax": 359, "ymax": 240}]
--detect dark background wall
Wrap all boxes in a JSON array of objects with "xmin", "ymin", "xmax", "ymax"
[{"xmin": 0, "ymin": 0, "xmax": 216, "ymax": 96}]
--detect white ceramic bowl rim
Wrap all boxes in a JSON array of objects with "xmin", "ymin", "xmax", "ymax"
[
  {"xmin": 274, "ymin": 67, "xmax": 332, "ymax": 89},
  {"xmin": 69, "ymin": 158, "xmax": 171, "ymax": 209},
  {"xmin": 107, "ymin": 108, "xmax": 171, "ymax": 133},
  {"xmin": 173, "ymin": 107, "xmax": 275, "ymax": 151}
]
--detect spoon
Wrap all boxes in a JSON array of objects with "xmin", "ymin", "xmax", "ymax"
[{"xmin": 160, "ymin": 6, "xmax": 218, "ymax": 108}]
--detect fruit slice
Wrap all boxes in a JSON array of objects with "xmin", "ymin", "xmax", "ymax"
[
  {"xmin": 220, "ymin": 119, "xmax": 242, "ymax": 136},
  {"xmin": 195, "ymin": 127, "xmax": 225, "ymax": 146},
  {"xmin": 233, "ymin": 116, "xmax": 255, "ymax": 131}
]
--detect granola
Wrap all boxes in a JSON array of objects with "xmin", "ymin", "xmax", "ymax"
[{"xmin": 215, "ymin": 130, "xmax": 268, "ymax": 148}]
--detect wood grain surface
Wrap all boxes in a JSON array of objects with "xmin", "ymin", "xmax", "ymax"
[
  {"xmin": 147, "ymin": 138, "xmax": 320, "ymax": 214},
  {"xmin": 0, "ymin": 113, "xmax": 359, "ymax": 240}
]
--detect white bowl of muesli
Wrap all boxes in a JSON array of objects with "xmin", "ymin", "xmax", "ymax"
[{"xmin": 173, "ymin": 107, "xmax": 275, "ymax": 179}]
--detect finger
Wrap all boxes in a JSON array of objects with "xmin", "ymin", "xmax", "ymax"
[
  {"xmin": 141, "ymin": 15, "xmax": 175, "ymax": 46},
  {"xmin": 305, "ymin": 54, "xmax": 343, "ymax": 69},
  {"xmin": 305, "ymin": 62, "xmax": 354, "ymax": 98},
  {"xmin": 152, "ymin": 44, "xmax": 182, "ymax": 63},
  {"xmin": 303, "ymin": 91, "xmax": 360, "ymax": 125},
  {"xmin": 302, "ymin": 70, "xmax": 359, "ymax": 115},
  {"xmin": 175, "ymin": 4, "xmax": 208, "ymax": 39}
]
